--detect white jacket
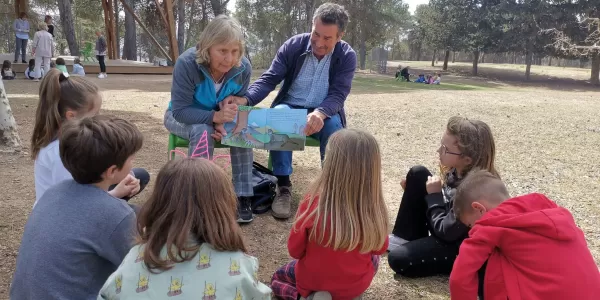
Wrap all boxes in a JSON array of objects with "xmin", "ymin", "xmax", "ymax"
[{"xmin": 33, "ymin": 30, "xmax": 54, "ymax": 58}]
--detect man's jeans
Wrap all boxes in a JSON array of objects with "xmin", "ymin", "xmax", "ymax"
[{"xmin": 270, "ymin": 104, "xmax": 343, "ymax": 176}]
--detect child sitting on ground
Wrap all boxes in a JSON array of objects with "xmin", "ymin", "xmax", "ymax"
[
  {"xmin": 30, "ymin": 69, "xmax": 149, "ymax": 207},
  {"xmin": 55, "ymin": 57, "xmax": 69, "ymax": 77},
  {"xmin": 25, "ymin": 59, "xmax": 36, "ymax": 79},
  {"xmin": 2, "ymin": 60, "xmax": 15, "ymax": 80},
  {"xmin": 98, "ymin": 158, "xmax": 272, "ymax": 299},
  {"xmin": 387, "ymin": 116, "xmax": 498, "ymax": 300},
  {"xmin": 414, "ymin": 74, "xmax": 426, "ymax": 83},
  {"xmin": 450, "ymin": 170, "xmax": 600, "ymax": 300},
  {"xmin": 72, "ymin": 57, "xmax": 85, "ymax": 76},
  {"xmin": 271, "ymin": 129, "xmax": 389, "ymax": 300},
  {"xmin": 432, "ymin": 73, "xmax": 442, "ymax": 85},
  {"xmin": 10, "ymin": 115, "xmax": 143, "ymax": 300}
]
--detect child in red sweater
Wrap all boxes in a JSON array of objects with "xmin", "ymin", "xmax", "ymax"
[
  {"xmin": 450, "ymin": 170, "xmax": 600, "ymax": 300},
  {"xmin": 271, "ymin": 129, "xmax": 389, "ymax": 300}
]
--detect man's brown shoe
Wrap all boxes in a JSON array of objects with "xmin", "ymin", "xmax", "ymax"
[{"xmin": 271, "ymin": 186, "xmax": 292, "ymax": 219}]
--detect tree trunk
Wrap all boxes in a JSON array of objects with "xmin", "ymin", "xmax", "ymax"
[
  {"xmin": 452, "ymin": 51, "xmax": 456, "ymax": 63},
  {"xmin": 359, "ymin": 27, "xmax": 366, "ymax": 70},
  {"xmin": 472, "ymin": 51, "xmax": 480, "ymax": 75},
  {"xmin": 306, "ymin": 0, "xmax": 315, "ymax": 31},
  {"xmin": 177, "ymin": 0, "xmax": 185, "ymax": 54},
  {"xmin": 443, "ymin": 49, "xmax": 450, "ymax": 70},
  {"xmin": 548, "ymin": 56, "xmax": 552, "ymax": 66},
  {"xmin": 57, "ymin": 0, "xmax": 80, "ymax": 56},
  {"xmin": 431, "ymin": 49, "xmax": 436, "ymax": 67},
  {"xmin": 579, "ymin": 58, "xmax": 586, "ymax": 68},
  {"xmin": 591, "ymin": 54, "xmax": 600, "ymax": 85},
  {"xmin": 525, "ymin": 49, "xmax": 533, "ymax": 81},
  {"xmin": 114, "ymin": 0, "xmax": 120, "ymax": 59},
  {"xmin": 480, "ymin": 52, "xmax": 485, "ymax": 63},
  {"xmin": 0, "ymin": 80, "xmax": 21, "ymax": 152},
  {"xmin": 210, "ymin": 0, "xmax": 229, "ymax": 16},
  {"xmin": 123, "ymin": 0, "xmax": 137, "ymax": 60}
]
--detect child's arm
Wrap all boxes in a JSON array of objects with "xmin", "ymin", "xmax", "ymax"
[
  {"xmin": 425, "ymin": 193, "xmax": 469, "ymax": 242},
  {"xmin": 287, "ymin": 199, "xmax": 312, "ymax": 259},
  {"xmin": 240, "ymin": 254, "xmax": 273, "ymax": 298},
  {"xmin": 449, "ymin": 226, "xmax": 498, "ymax": 300},
  {"xmin": 99, "ymin": 212, "xmax": 136, "ymax": 266},
  {"xmin": 97, "ymin": 271, "xmax": 120, "ymax": 300}
]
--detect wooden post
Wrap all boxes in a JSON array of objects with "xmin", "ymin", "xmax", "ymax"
[
  {"xmin": 106, "ymin": 0, "xmax": 118, "ymax": 59},
  {"xmin": 155, "ymin": 0, "xmax": 169, "ymax": 29},
  {"xmin": 119, "ymin": 0, "xmax": 172, "ymax": 61},
  {"xmin": 163, "ymin": 0, "xmax": 179, "ymax": 61},
  {"xmin": 101, "ymin": 0, "xmax": 111, "ymax": 56}
]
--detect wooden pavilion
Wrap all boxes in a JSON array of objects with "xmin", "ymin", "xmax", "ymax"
[{"xmin": 12, "ymin": 0, "xmax": 179, "ymax": 73}]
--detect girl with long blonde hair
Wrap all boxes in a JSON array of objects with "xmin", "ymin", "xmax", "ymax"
[{"xmin": 271, "ymin": 129, "xmax": 389, "ymax": 300}]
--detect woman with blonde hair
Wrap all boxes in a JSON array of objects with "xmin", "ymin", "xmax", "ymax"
[
  {"xmin": 271, "ymin": 129, "xmax": 389, "ymax": 300},
  {"xmin": 163, "ymin": 15, "xmax": 254, "ymax": 223},
  {"xmin": 32, "ymin": 22, "xmax": 54, "ymax": 81}
]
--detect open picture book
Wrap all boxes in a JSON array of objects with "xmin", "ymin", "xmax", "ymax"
[{"xmin": 221, "ymin": 106, "xmax": 308, "ymax": 151}]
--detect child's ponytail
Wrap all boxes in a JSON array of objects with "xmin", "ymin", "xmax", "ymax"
[{"xmin": 30, "ymin": 69, "xmax": 99, "ymax": 159}]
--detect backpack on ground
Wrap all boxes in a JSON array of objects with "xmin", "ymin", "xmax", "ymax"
[{"xmin": 251, "ymin": 161, "xmax": 277, "ymax": 214}]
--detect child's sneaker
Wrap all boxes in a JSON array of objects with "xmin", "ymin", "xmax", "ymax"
[
  {"xmin": 302, "ymin": 292, "xmax": 332, "ymax": 300},
  {"xmin": 237, "ymin": 197, "xmax": 254, "ymax": 223},
  {"xmin": 387, "ymin": 234, "xmax": 409, "ymax": 252}
]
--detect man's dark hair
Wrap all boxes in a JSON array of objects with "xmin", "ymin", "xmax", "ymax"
[
  {"xmin": 59, "ymin": 115, "xmax": 143, "ymax": 184},
  {"xmin": 313, "ymin": 2, "xmax": 350, "ymax": 35}
]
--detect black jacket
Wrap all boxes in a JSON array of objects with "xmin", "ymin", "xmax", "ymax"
[{"xmin": 424, "ymin": 169, "xmax": 470, "ymax": 243}]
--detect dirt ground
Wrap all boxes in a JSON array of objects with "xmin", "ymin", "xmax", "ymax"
[{"xmin": 1, "ymin": 69, "xmax": 599, "ymax": 299}]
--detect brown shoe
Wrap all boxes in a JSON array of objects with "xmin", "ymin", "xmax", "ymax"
[{"xmin": 271, "ymin": 186, "xmax": 292, "ymax": 219}]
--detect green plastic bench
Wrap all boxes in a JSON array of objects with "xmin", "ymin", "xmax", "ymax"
[{"xmin": 167, "ymin": 133, "xmax": 320, "ymax": 170}]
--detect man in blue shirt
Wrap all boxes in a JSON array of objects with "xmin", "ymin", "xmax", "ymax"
[
  {"xmin": 14, "ymin": 12, "xmax": 30, "ymax": 63},
  {"xmin": 232, "ymin": 3, "xmax": 356, "ymax": 219}
]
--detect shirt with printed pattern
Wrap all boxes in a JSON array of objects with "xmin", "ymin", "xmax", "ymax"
[{"xmin": 98, "ymin": 243, "xmax": 272, "ymax": 300}]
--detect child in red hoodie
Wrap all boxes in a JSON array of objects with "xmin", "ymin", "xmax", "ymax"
[
  {"xmin": 450, "ymin": 170, "xmax": 600, "ymax": 300},
  {"xmin": 270, "ymin": 129, "xmax": 389, "ymax": 300}
]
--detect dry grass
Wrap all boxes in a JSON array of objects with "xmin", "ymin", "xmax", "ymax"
[{"xmin": 1, "ymin": 68, "xmax": 599, "ymax": 299}]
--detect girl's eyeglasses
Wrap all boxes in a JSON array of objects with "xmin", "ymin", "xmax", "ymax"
[{"xmin": 441, "ymin": 144, "xmax": 461, "ymax": 156}]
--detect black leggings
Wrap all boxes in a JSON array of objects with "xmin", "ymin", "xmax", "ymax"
[
  {"xmin": 388, "ymin": 166, "xmax": 485, "ymax": 298},
  {"xmin": 97, "ymin": 55, "xmax": 106, "ymax": 73}
]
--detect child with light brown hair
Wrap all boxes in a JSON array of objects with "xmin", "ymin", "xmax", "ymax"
[
  {"xmin": 271, "ymin": 129, "xmax": 389, "ymax": 300},
  {"xmin": 31, "ymin": 69, "xmax": 149, "ymax": 207},
  {"xmin": 98, "ymin": 158, "xmax": 272, "ymax": 299},
  {"xmin": 450, "ymin": 170, "xmax": 600, "ymax": 300}
]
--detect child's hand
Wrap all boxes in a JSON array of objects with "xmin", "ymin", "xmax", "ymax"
[
  {"xmin": 426, "ymin": 176, "xmax": 442, "ymax": 194},
  {"xmin": 401, "ymin": 178, "xmax": 407, "ymax": 191},
  {"xmin": 110, "ymin": 174, "xmax": 139, "ymax": 198},
  {"xmin": 126, "ymin": 177, "xmax": 141, "ymax": 197},
  {"xmin": 212, "ymin": 123, "xmax": 227, "ymax": 141}
]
